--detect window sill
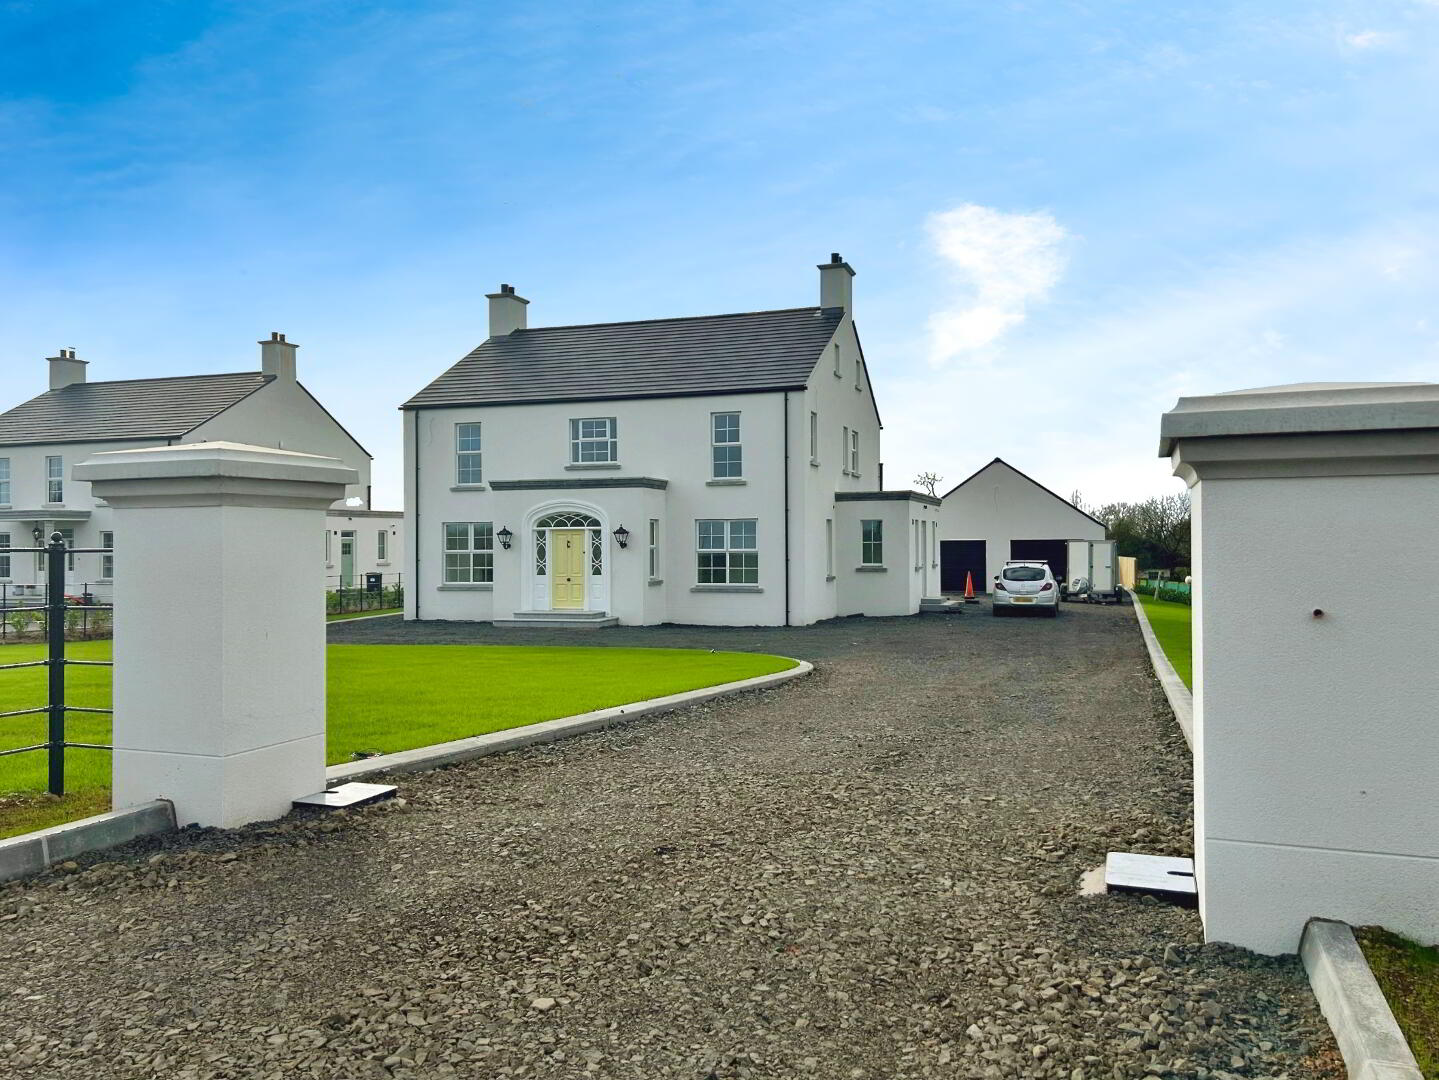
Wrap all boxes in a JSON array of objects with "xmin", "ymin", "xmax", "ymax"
[
  {"xmin": 0, "ymin": 505, "xmax": 10, "ymax": 510},
  {"xmin": 376, "ymin": 560, "xmax": 391, "ymax": 567},
  {"xmin": 437, "ymin": 584, "xmax": 493, "ymax": 591},
  {"xmin": 809, "ymin": 460, "xmax": 819, "ymax": 469},
  {"xmin": 564, "ymin": 463, "xmax": 621, "ymax": 471},
  {"xmin": 690, "ymin": 584, "xmax": 763, "ymax": 593},
  {"xmin": 825, "ymin": 574, "xmax": 836, "ymax": 582},
  {"xmin": 43, "ymin": 503, "xmax": 65, "ymax": 509},
  {"xmin": 325, "ymin": 562, "xmax": 335, "ymax": 569},
  {"xmin": 705, "ymin": 478, "xmax": 746, "ymax": 486},
  {"xmin": 833, "ymin": 370, "xmax": 843, "ymax": 378},
  {"xmin": 95, "ymin": 578, "xmax": 113, "ymax": 584},
  {"xmin": 450, "ymin": 484, "xmax": 487, "ymax": 492},
  {"xmin": 647, "ymin": 577, "xmax": 664, "ymax": 587},
  {"xmin": 856, "ymin": 565, "xmax": 887, "ymax": 573}
]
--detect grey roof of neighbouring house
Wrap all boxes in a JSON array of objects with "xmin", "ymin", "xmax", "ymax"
[
  {"xmin": 402, "ymin": 306, "xmax": 847, "ymax": 409},
  {"xmin": 0, "ymin": 372, "xmax": 272, "ymax": 446}
]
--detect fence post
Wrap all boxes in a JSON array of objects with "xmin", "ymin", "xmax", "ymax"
[
  {"xmin": 46, "ymin": 532, "xmax": 66, "ymax": 795},
  {"xmin": 75, "ymin": 443, "xmax": 357, "ymax": 828}
]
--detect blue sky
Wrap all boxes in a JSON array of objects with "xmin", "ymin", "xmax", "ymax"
[{"xmin": 3, "ymin": 0, "xmax": 1436, "ymax": 506}]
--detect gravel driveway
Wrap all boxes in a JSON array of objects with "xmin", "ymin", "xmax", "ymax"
[{"xmin": 1, "ymin": 604, "xmax": 1340, "ymax": 1079}]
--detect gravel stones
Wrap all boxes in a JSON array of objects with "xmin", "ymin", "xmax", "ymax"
[{"xmin": 0, "ymin": 608, "xmax": 1341, "ymax": 1077}]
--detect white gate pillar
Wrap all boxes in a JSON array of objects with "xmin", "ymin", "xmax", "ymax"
[
  {"xmin": 74, "ymin": 442, "xmax": 357, "ymax": 829},
  {"xmin": 1161, "ymin": 383, "xmax": 1439, "ymax": 954}
]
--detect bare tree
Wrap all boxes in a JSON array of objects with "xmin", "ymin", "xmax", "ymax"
[{"xmin": 914, "ymin": 471, "xmax": 943, "ymax": 498}]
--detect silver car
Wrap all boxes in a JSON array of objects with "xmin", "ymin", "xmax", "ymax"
[{"xmin": 992, "ymin": 561, "xmax": 1059, "ymax": 617}]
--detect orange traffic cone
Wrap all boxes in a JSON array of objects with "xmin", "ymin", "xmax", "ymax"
[{"xmin": 963, "ymin": 571, "xmax": 978, "ymax": 602}]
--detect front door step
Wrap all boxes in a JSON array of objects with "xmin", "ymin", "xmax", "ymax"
[{"xmin": 493, "ymin": 610, "xmax": 619, "ymax": 629}]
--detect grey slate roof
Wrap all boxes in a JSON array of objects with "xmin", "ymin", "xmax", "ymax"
[
  {"xmin": 403, "ymin": 306, "xmax": 845, "ymax": 409},
  {"xmin": 0, "ymin": 372, "xmax": 271, "ymax": 446}
]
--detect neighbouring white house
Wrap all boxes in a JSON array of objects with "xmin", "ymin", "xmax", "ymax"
[
  {"xmin": 0, "ymin": 334, "xmax": 402, "ymax": 598},
  {"xmin": 935, "ymin": 457, "xmax": 1108, "ymax": 592},
  {"xmin": 401, "ymin": 255, "xmax": 941, "ymax": 627}
]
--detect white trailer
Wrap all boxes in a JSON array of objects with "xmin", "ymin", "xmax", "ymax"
[{"xmin": 1060, "ymin": 539, "xmax": 1123, "ymax": 603}]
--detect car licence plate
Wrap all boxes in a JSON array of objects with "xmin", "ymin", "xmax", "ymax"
[{"xmin": 1013, "ymin": 597, "xmax": 1034, "ymax": 604}]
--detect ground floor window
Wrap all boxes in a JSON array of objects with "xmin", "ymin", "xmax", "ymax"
[
  {"xmin": 861, "ymin": 519, "xmax": 883, "ymax": 566},
  {"xmin": 696, "ymin": 519, "xmax": 757, "ymax": 584},
  {"xmin": 648, "ymin": 519, "xmax": 659, "ymax": 578},
  {"xmin": 0, "ymin": 532, "xmax": 9, "ymax": 579},
  {"xmin": 378, "ymin": 529, "xmax": 388, "ymax": 562},
  {"xmin": 100, "ymin": 531, "xmax": 114, "ymax": 580},
  {"xmin": 444, "ymin": 521, "xmax": 494, "ymax": 583}
]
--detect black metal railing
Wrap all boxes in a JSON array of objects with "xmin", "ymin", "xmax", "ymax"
[
  {"xmin": 326, "ymin": 573, "xmax": 404, "ymax": 616},
  {"xmin": 0, "ymin": 582, "xmax": 113, "ymax": 642},
  {"xmin": 0, "ymin": 533, "xmax": 113, "ymax": 794}
]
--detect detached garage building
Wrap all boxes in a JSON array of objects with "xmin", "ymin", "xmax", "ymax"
[{"xmin": 936, "ymin": 458, "xmax": 1107, "ymax": 593}]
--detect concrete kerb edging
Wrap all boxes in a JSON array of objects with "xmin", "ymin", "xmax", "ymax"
[
  {"xmin": 1126, "ymin": 588, "xmax": 1193, "ymax": 750},
  {"xmin": 327, "ymin": 611, "xmax": 404, "ymax": 625},
  {"xmin": 1300, "ymin": 918, "xmax": 1423, "ymax": 1080},
  {"xmin": 327, "ymin": 658, "xmax": 814, "ymax": 784},
  {"xmin": 0, "ymin": 800, "xmax": 176, "ymax": 885}
]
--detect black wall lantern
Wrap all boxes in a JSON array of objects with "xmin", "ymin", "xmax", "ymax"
[
  {"xmin": 612, "ymin": 524, "xmax": 630, "ymax": 549},
  {"xmin": 497, "ymin": 526, "xmax": 513, "ymax": 550}
]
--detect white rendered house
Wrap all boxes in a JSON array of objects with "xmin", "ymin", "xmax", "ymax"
[
  {"xmin": 935, "ymin": 458, "xmax": 1108, "ymax": 592},
  {"xmin": 402, "ymin": 255, "xmax": 940, "ymax": 627},
  {"xmin": 0, "ymin": 335, "xmax": 400, "ymax": 596}
]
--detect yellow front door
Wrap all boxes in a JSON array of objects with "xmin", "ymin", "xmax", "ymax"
[{"xmin": 551, "ymin": 529, "xmax": 587, "ymax": 609}]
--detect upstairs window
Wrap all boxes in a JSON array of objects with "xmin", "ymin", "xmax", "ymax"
[
  {"xmin": 571, "ymin": 417, "xmax": 617, "ymax": 463},
  {"xmin": 809, "ymin": 412, "xmax": 818, "ymax": 464},
  {"xmin": 45, "ymin": 455, "xmax": 63, "ymax": 503},
  {"xmin": 711, "ymin": 412, "xmax": 742, "ymax": 478},
  {"xmin": 841, "ymin": 426, "xmax": 850, "ymax": 475},
  {"xmin": 855, "ymin": 355, "xmax": 862, "ymax": 390},
  {"xmin": 861, "ymin": 519, "xmax": 883, "ymax": 566},
  {"xmin": 455, "ymin": 422, "xmax": 483, "ymax": 485},
  {"xmin": 101, "ymin": 531, "xmax": 114, "ymax": 580},
  {"xmin": 0, "ymin": 458, "xmax": 9, "ymax": 505},
  {"xmin": 849, "ymin": 429, "xmax": 860, "ymax": 476},
  {"xmin": 443, "ymin": 522, "xmax": 494, "ymax": 583},
  {"xmin": 697, "ymin": 519, "xmax": 758, "ymax": 585},
  {"xmin": 833, "ymin": 343, "xmax": 842, "ymax": 376}
]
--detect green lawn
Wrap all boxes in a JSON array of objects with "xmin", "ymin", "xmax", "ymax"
[
  {"xmin": 0, "ymin": 641, "xmax": 796, "ymax": 838},
  {"xmin": 1137, "ymin": 593, "xmax": 1192, "ymax": 689}
]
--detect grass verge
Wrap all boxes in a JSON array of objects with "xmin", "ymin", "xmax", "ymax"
[
  {"xmin": 1357, "ymin": 926, "xmax": 1439, "ymax": 1078},
  {"xmin": 0, "ymin": 641, "xmax": 796, "ymax": 839},
  {"xmin": 1137, "ymin": 593, "xmax": 1192, "ymax": 689}
]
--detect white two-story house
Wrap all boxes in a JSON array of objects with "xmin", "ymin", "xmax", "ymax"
[
  {"xmin": 0, "ymin": 334, "xmax": 401, "ymax": 598},
  {"xmin": 402, "ymin": 255, "xmax": 941, "ymax": 627}
]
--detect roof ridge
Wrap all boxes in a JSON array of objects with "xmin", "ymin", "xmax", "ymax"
[
  {"xmin": 499, "ymin": 305, "xmax": 831, "ymax": 336},
  {"xmin": 41, "ymin": 371, "xmax": 267, "ymax": 391}
]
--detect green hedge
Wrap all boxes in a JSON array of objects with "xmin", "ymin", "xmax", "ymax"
[{"xmin": 1133, "ymin": 580, "xmax": 1192, "ymax": 606}]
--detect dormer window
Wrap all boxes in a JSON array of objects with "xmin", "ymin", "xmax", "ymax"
[{"xmin": 571, "ymin": 417, "xmax": 618, "ymax": 463}]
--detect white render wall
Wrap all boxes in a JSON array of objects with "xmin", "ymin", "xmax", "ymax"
[
  {"xmin": 186, "ymin": 377, "xmax": 372, "ymax": 506},
  {"xmin": 833, "ymin": 498, "xmax": 937, "ymax": 616},
  {"xmin": 936, "ymin": 459, "xmax": 1106, "ymax": 586}
]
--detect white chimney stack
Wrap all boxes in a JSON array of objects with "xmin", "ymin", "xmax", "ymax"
[
  {"xmin": 259, "ymin": 331, "xmax": 298, "ymax": 381},
  {"xmin": 818, "ymin": 252, "xmax": 855, "ymax": 313},
  {"xmin": 48, "ymin": 347, "xmax": 88, "ymax": 390},
  {"xmin": 486, "ymin": 283, "xmax": 529, "ymax": 337}
]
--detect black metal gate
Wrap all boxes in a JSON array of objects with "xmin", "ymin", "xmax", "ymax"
[{"xmin": 0, "ymin": 532, "xmax": 113, "ymax": 795}]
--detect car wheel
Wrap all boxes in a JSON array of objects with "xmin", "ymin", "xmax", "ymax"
[
  {"xmin": 991, "ymin": 605, "xmax": 1003, "ymax": 617},
  {"xmin": 1047, "ymin": 605, "xmax": 1059, "ymax": 618}
]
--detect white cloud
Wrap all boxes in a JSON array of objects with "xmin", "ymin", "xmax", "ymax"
[
  {"xmin": 878, "ymin": 221, "xmax": 1439, "ymax": 506},
  {"xmin": 924, "ymin": 204, "xmax": 1070, "ymax": 364},
  {"xmin": 1343, "ymin": 29, "xmax": 1401, "ymax": 49}
]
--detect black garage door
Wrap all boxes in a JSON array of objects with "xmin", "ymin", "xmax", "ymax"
[
  {"xmin": 940, "ymin": 540, "xmax": 987, "ymax": 593},
  {"xmin": 1009, "ymin": 539, "xmax": 1068, "ymax": 583}
]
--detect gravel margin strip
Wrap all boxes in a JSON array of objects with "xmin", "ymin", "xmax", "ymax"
[
  {"xmin": 1128, "ymin": 588, "xmax": 1194, "ymax": 749},
  {"xmin": 326, "ymin": 659, "xmax": 812, "ymax": 784},
  {"xmin": 1301, "ymin": 919, "xmax": 1424, "ymax": 1080}
]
